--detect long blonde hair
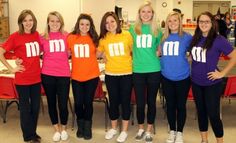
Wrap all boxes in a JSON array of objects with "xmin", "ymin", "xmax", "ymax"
[
  {"xmin": 134, "ymin": 1, "xmax": 158, "ymax": 36},
  {"xmin": 162, "ymin": 11, "xmax": 184, "ymax": 42},
  {"xmin": 43, "ymin": 11, "xmax": 65, "ymax": 40}
]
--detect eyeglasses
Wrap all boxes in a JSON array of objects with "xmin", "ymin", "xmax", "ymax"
[{"xmin": 199, "ymin": 20, "xmax": 211, "ymax": 24}]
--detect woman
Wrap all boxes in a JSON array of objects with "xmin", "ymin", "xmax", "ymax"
[
  {"xmin": 97, "ymin": 11, "xmax": 133, "ymax": 143},
  {"xmin": 40, "ymin": 11, "xmax": 70, "ymax": 142},
  {"xmin": 190, "ymin": 11, "xmax": 236, "ymax": 143},
  {"xmin": 129, "ymin": 1, "xmax": 162, "ymax": 142},
  {"xmin": 160, "ymin": 11, "xmax": 192, "ymax": 143},
  {"xmin": 67, "ymin": 13, "xmax": 100, "ymax": 140},
  {"xmin": 0, "ymin": 9, "xmax": 41, "ymax": 143}
]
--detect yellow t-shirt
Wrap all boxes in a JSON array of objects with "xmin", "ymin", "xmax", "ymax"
[{"xmin": 98, "ymin": 30, "xmax": 133, "ymax": 75}]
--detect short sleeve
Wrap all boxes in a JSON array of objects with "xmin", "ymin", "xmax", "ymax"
[{"xmin": 2, "ymin": 32, "xmax": 17, "ymax": 52}]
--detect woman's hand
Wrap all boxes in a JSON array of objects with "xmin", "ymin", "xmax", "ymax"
[
  {"xmin": 12, "ymin": 58, "xmax": 25, "ymax": 73},
  {"xmin": 207, "ymin": 69, "xmax": 224, "ymax": 81}
]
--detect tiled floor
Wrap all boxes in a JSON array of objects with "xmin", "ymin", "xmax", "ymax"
[{"xmin": 0, "ymin": 95, "xmax": 236, "ymax": 143}]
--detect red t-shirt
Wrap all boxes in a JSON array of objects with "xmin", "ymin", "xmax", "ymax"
[{"xmin": 2, "ymin": 31, "xmax": 41, "ymax": 85}]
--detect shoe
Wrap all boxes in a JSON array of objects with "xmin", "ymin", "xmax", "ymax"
[
  {"xmin": 27, "ymin": 138, "xmax": 40, "ymax": 143},
  {"xmin": 116, "ymin": 131, "xmax": 128, "ymax": 143},
  {"xmin": 144, "ymin": 132, "xmax": 153, "ymax": 143},
  {"xmin": 84, "ymin": 120, "xmax": 92, "ymax": 140},
  {"xmin": 175, "ymin": 132, "xmax": 183, "ymax": 143},
  {"xmin": 52, "ymin": 132, "xmax": 61, "ymax": 142},
  {"xmin": 105, "ymin": 128, "xmax": 117, "ymax": 140},
  {"xmin": 166, "ymin": 130, "xmax": 176, "ymax": 143},
  {"xmin": 135, "ymin": 129, "xmax": 145, "ymax": 141},
  {"xmin": 35, "ymin": 134, "xmax": 41, "ymax": 141},
  {"xmin": 61, "ymin": 130, "xmax": 69, "ymax": 141},
  {"xmin": 76, "ymin": 119, "xmax": 84, "ymax": 138}
]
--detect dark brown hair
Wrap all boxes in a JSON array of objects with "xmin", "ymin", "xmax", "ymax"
[
  {"xmin": 190, "ymin": 11, "xmax": 218, "ymax": 50},
  {"xmin": 71, "ymin": 13, "xmax": 99, "ymax": 46}
]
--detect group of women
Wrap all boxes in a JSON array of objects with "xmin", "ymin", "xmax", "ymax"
[{"xmin": 0, "ymin": 1, "xmax": 236, "ymax": 143}]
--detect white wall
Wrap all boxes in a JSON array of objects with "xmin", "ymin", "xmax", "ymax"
[
  {"xmin": 9, "ymin": 0, "xmax": 81, "ymax": 33},
  {"xmin": 8, "ymin": 0, "xmax": 236, "ymax": 34},
  {"xmin": 81, "ymin": 0, "xmax": 115, "ymax": 33}
]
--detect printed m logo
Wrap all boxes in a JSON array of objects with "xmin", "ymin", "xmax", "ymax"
[
  {"xmin": 49, "ymin": 39, "xmax": 65, "ymax": 52},
  {"xmin": 25, "ymin": 42, "xmax": 40, "ymax": 57},
  {"xmin": 191, "ymin": 46, "xmax": 207, "ymax": 63},
  {"xmin": 74, "ymin": 44, "xmax": 90, "ymax": 58},
  {"xmin": 163, "ymin": 41, "xmax": 179, "ymax": 56},
  {"xmin": 108, "ymin": 42, "xmax": 125, "ymax": 56},
  {"xmin": 136, "ymin": 34, "xmax": 152, "ymax": 48}
]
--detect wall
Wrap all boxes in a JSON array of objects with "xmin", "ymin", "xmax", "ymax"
[
  {"xmin": 7, "ymin": 0, "xmax": 236, "ymax": 34},
  {"xmin": 81, "ymin": 0, "xmax": 115, "ymax": 33},
  {"xmin": 9, "ymin": 0, "xmax": 81, "ymax": 33}
]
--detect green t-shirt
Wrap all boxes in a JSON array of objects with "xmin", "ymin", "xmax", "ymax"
[{"xmin": 129, "ymin": 24, "xmax": 162, "ymax": 73}]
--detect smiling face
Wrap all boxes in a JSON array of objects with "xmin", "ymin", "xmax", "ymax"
[
  {"xmin": 167, "ymin": 14, "xmax": 180, "ymax": 33},
  {"xmin": 48, "ymin": 15, "xmax": 61, "ymax": 32},
  {"xmin": 139, "ymin": 5, "xmax": 153, "ymax": 24},
  {"xmin": 105, "ymin": 16, "xmax": 117, "ymax": 34},
  {"xmin": 79, "ymin": 19, "xmax": 90, "ymax": 36},
  {"xmin": 22, "ymin": 14, "xmax": 34, "ymax": 33},
  {"xmin": 198, "ymin": 14, "xmax": 212, "ymax": 37}
]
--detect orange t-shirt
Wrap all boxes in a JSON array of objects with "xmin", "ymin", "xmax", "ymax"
[{"xmin": 67, "ymin": 34, "xmax": 100, "ymax": 81}]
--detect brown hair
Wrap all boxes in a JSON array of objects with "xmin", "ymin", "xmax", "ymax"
[
  {"xmin": 71, "ymin": 13, "xmax": 99, "ymax": 46},
  {"xmin": 18, "ymin": 9, "xmax": 37, "ymax": 34},
  {"xmin": 99, "ymin": 11, "xmax": 122, "ymax": 39}
]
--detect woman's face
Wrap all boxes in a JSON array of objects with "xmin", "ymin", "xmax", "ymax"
[
  {"xmin": 48, "ymin": 15, "xmax": 61, "ymax": 32},
  {"xmin": 105, "ymin": 16, "xmax": 117, "ymax": 34},
  {"xmin": 79, "ymin": 19, "xmax": 90, "ymax": 36},
  {"xmin": 167, "ymin": 14, "xmax": 180, "ymax": 33},
  {"xmin": 198, "ymin": 15, "xmax": 212, "ymax": 37},
  {"xmin": 139, "ymin": 5, "xmax": 153, "ymax": 24},
  {"xmin": 22, "ymin": 14, "xmax": 34, "ymax": 33}
]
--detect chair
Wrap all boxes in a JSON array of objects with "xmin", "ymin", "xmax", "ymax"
[
  {"xmin": 71, "ymin": 79, "xmax": 109, "ymax": 131},
  {"xmin": 92, "ymin": 79, "xmax": 109, "ymax": 131},
  {"xmin": 0, "ymin": 76, "xmax": 19, "ymax": 123},
  {"xmin": 224, "ymin": 76, "xmax": 236, "ymax": 104}
]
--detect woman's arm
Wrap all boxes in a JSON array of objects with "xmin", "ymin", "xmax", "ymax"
[
  {"xmin": 208, "ymin": 49, "xmax": 236, "ymax": 80},
  {"xmin": 0, "ymin": 47, "xmax": 25, "ymax": 73}
]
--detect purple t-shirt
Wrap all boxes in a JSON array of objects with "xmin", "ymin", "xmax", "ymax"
[{"xmin": 191, "ymin": 35, "xmax": 233, "ymax": 86}]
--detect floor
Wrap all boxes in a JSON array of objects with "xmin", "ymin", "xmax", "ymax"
[{"xmin": 0, "ymin": 94, "xmax": 236, "ymax": 143}]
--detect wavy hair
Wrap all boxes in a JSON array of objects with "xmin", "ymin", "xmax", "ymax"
[{"xmin": 71, "ymin": 13, "xmax": 99, "ymax": 46}]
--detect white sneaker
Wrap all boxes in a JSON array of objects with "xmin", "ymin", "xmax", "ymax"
[
  {"xmin": 61, "ymin": 130, "xmax": 69, "ymax": 141},
  {"xmin": 116, "ymin": 131, "xmax": 128, "ymax": 143},
  {"xmin": 144, "ymin": 132, "xmax": 153, "ymax": 143},
  {"xmin": 175, "ymin": 132, "xmax": 183, "ymax": 143},
  {"xmin": 52, "ymin": 132, "xmax": 61, "ymax": 142},
  {"xmin": 105, "ymin": 128, "xmax": 117, "ymax": 140},
  {"xmin": 135, "ymin": 129, "xmax": 145, "ymax": 141},
  {"xmin": 166, "ymin": 130, "xmax": 176, "ymax": 143}
]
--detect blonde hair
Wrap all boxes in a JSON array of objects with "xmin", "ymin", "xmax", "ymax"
[
  {"xmin": 162, "ymin": 11, "xmax": 184, "ymax": 42},
  {"xmin": 134, "ymin": 1, "xmax": 158, "ymax": 36},
  {"xmin": 43, "ymin": 11, "xmax": 65, "ymax": 40}
]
